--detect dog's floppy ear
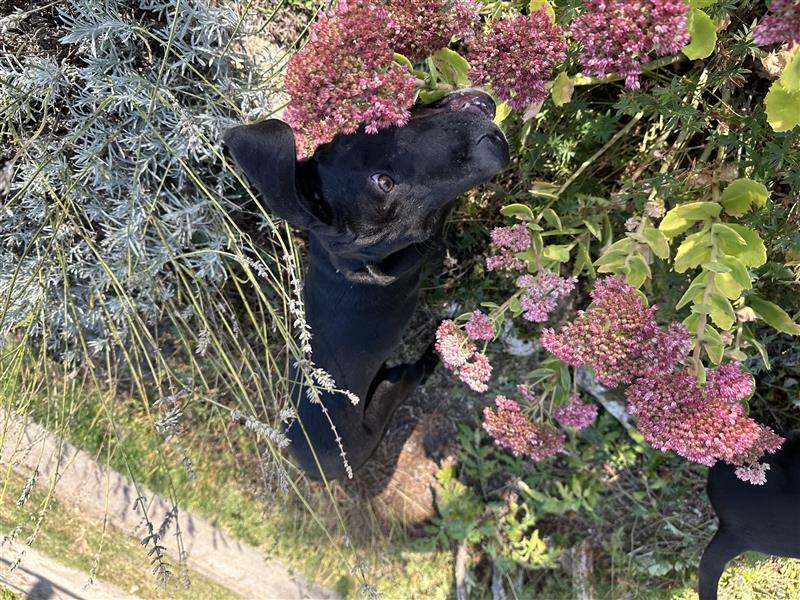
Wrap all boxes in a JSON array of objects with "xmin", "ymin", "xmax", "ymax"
[{"xmin": 224, "ymin": 119, "xmax": 320, "ymax": 230}]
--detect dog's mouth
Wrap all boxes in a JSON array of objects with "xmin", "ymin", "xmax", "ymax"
[
  {"xmin": 412, "ymin": 88, "xmax": 497, "ymax": 121},
  {"xmin": 437, "ymin": 89, "xmax": 496, "ymax": 120}
]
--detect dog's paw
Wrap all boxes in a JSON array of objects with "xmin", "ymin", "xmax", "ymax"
[{"xmin": 418, "ymin": 339, "xmax": 440, "ymax": 384}]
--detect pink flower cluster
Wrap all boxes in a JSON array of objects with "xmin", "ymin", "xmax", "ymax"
[
  {"xmin": 569, "ymin": 0, "xmax": 690, "ymax": 88},
  {"xmin": 541, "ymin": 276, "xmax": 690, "ymax": 388},
  {"xmin": 753, "ymin": 0, "xmax": 800, "ymax": 47},
  {"xmin": 483, "ymin": 395, "xmax": 566, "ymax": 461},
  {"xmin": 517, "ymin": 273, "xmax": 577, "ymax": 322},
  {"xmin": 284, "ymin": 1, "xmax": 416, "ymax": 154},
  {"xmin": 553, "ymin": 394, "xmax": 598, "ymax": 430},
  {"xmin": 435, "ymin": 320, "xmax": 492, "ymax": 392},
  {"xmin": 626, "ymin": 365, "xmax": 784, "ymax": 482},
  {"xmin": 465, "ymin": 310, "xmax": 495, "ymax": 341},
  {"xmin": 486, "ymin": 224, "xmax": 530, "ymax": 272},
  {"xmin": 386, "ymin": 0, "xmax": 479, "ymax": 62},
  {"xmin": 468, "ymin": 11, "xmax": 567, "ymax": 110}
]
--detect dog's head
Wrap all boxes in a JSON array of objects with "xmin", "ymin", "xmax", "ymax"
[{"xmin": 224, "ymin": 89, "xmax": 509, "ymax": 279}]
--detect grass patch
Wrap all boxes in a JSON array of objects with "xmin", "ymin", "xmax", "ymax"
[
  {"xmin": 0, "ymin": 470, "xmax": 235, "ymax": 599},
  {"xmin": 15, "ymin": 373, "xmax": 454, "ymax": 599}
]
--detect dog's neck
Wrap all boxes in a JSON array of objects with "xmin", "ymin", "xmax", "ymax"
[{"xmin": 308, "ymin": 235, "xmax": 429, "ymax": 287}]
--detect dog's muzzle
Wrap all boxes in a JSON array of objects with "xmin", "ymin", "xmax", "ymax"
[{"xmin": 434, "ymin": 88, "xmax": 496, "ymax": 120}]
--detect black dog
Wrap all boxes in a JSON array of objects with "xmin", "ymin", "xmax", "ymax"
[
  {"xmin": 699, "ymin": 432, "xmax": 800, "ymax": 599},
  {"xmin": 224, "ymin": 90, "xmax": 509, "ymax": 480}
]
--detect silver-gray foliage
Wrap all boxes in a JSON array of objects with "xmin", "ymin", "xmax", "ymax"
[{"xmin": 0, "ymin": 0, "xmax": 281, "ymax": 358}]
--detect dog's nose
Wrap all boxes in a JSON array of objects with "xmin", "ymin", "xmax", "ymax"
[{"xmin": 435, "ymin": 89, "xmax": 496, "ymax": 120}]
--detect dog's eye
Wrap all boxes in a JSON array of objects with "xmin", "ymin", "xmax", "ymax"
[{"xmin": 371, "ymin": 173, "xmax": 395, "ymax": 193}]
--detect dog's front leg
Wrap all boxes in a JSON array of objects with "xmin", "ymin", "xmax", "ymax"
[{"xmin": 363, "ymin": 346, "xmax": 438, "ymax": 439}]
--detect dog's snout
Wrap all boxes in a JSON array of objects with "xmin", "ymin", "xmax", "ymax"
[{"xmin": 434, "ymin": 89, "xmax": 496, "ymax": 120}]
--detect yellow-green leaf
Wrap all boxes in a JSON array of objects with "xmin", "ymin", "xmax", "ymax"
[
  {"xmin": 642, "ymin": 227, "xmax": 670, "ymax": 259},
  {"xmin": 682, "ymin": 8, "xmax": 717, "ymax": 60},
  {"xmin": 719, "ymin": 178, "xmax": 770, "ymax": 215},
  {"xmin": 625, "ymin": 254, "xmax": 651, "ymax": 288},
  {"xmin": 494, "ymin": 100, "xmax": 512, "ymax": 125},
  {"xmin": 542, "ymin": 244, "xmax": 572, "ymax": 263},
  {"xmin": 748, "ymin": 295, "xmax": 800, "ymax": 335},
  {"xmin": 780, "ymin": 47, "xmax": 800, "ymax": 92},
  {"xmin": 500, "ymin": 203, "xmax": 534, "ymax": 221},
  {"xmin": 431, "ymin": 48, "xmax": 471, "ymax": 87},
  {"xmin": 660, "ymin": 202, "xmax": 721, "ymax": 238},
  {"xmin": 541, "ymin": 208, "xmax": 562, "ymax": 230},
  {"xmin": 529, "ymin": 0, "xmax": 556, "ymax": 21},
  {"xmin": 712, "ymin": 222, "xmax": 747, "ymax": 247},
  {"xmin": 550, "ymin": 71, "xmax": 574, "ymax": 107},
  {"xmin": 765, "ymin": 80, "xmax": 800, "ymax": 132},
  {"xmin": 702, "ymin": 324, "xmax": 725, "ymax": 365},
  {"xmin": 714, "ymin": 272, "xmax": 744, "ymax": 300},
  {"xmin": 709, "ymin": 292, "xmax": 735, "ymax": 330},
  {"xmin": 674, "ymin": 230, "xmax": 712, "ymax": 273},
  {"xmin": 717, "ymin": 224, "xmax": 767, "ymax": 267}
]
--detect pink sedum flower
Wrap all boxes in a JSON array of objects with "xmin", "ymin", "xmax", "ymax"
[
  {"xmin": 386, "ymin": 0, "xmax": 479, "ymax": 62},
  {"xmin": 735, "ymin": 462, "xmax": 771, "ymax": 486},
  {"xmin": 753, "ymin": 0, "xmax": 800, "ymax": 47},
  {"xmin": 435, "ymin": 319, "xmax": 473, "ymax": 369},
  {"xmin": 486, "ymin": 224, "xmax": 530, "ymax": 272},
  {"xmin": 517, "ymin": 273, "xmax": 577, "ymax": 322},
  {"xmin": 705, "ymin": 362, "xmax": 755, "ymax": 403},
  {"xmin": 459, "ymin": 352, "xmax": 493, "ymax": 392},
  {"xmin": 284, "ymin": 0, "xmax": 416, "ymax": 154},
  {"xmin": 541, "ymin": 276, "xmax": 690, "ymax": 388},
  {"xmin": 435, "ymin": 320, "xmax": 492, "ymax": 392},
  {"xmin": 553, "ymin": 395, "xmax": 598, "ymax": 430},
  {"xmin": 570, "ymin": 0, "xmax": 690, "ymax": 89},
  {"xmin": 468, "ymin": 11, "xmax": 567, "ymax": 110},
  {"xmin": 625, "ymin": 365, "xmax": 784, "ymax": 483},
  {"xmin": 465, "ymin": 310, "xmax": 495, "ymax": 341},
  {"xmin": 483, "ymin": 395, "xmax": 565, "ymax": 461}
]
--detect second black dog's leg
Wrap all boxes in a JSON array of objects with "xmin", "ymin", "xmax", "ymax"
[
  {"xmin": 698, "ymin": 527, "xmax": 741, "ymax": 600},
  {"xmin": 363, "ymin": 344, "xmax": 438, "ymax": 437}
]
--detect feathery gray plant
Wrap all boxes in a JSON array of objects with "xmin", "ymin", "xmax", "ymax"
[{"xmin": 0, "ymin": 0, "xmax": 280, "ymax": 357}]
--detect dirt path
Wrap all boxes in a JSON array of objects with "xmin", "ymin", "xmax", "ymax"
[
  {"xmin": 1, "ymin": 543, "xmax": 137, "ymax": 599},
  {"xmin": 0, "ymin": 410, "xmax": 335, "ymax": 600}
]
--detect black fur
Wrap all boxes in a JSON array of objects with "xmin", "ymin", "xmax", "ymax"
[
  {"xmin": 699, "ymin": 432, "xmax": 800, "ymax": 599},
  {"xmin": 224, "ymin": 90, "xmax": 509, "ymax": 480}
]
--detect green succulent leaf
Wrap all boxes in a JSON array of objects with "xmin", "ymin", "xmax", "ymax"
[
  {"xmin": 625, "ymin": 254, "xmax": 651, "ymax": 288},
  {"xmin": 659, "ymin": 202, "xmax": 721, "ymax": 238},
  {"xmin": 550, "ymin": 71, "xmax": 574, "ymax": 106},
  {"xmin": 540, "ymin": 208, "xmax": 562, "ymax": 230},
  {"xmin": 709, "ymin": 292, "xmax": 735, "ymax": 330},
  {"xmin": 500, "ymin": 203, "xmax": 534, "ymax": 221},
  {"xmin": 676, "ymin": 280, "xmax": 707, "ymax": 309},
  {"xmin": 642, "ymin": 227, "xmax": 670, "ymax": 259},
  {"xmin": 765, "ymin": 80, "xmax": 800, "ymax": 132},
  {"xmin": 431, "ymin": 48, "xmax": 471, "ymax": 86},
  {"xmin": 748, "ymin": 295, "xmax": 800, "ymax": 335},
  {"xmin": 717, "ymin": 225, "xmax": 766, "ymax": 267},
  {"xmin": 674, "ymin": 230, "xmax": 712, "ymax": 273},
  {"xmin": 780, "ymin": 48, "xmax": 800, "ymax": 93},
  {"xmin": 494, "ymin": 100, "xmax": 512, "ymax": 125},
  {"xmin": 712, "ymin": 223, "xmax": 747, "ymax": 247},
  {"xmin": 529, "ymin": 0, "xmax": 556, "ymax": 20},
  {"xmin": 719, "ymin": 178, "xmax": 769, "ymax": 215},
  {"xmin": 583, "ymin": 220, "xmax": 602, "ymax": 240},
  {"xmin": 542, "ymin": 244, "xmax": 572, "ymax": 263},
  {"xmin": 702, "ymin": 323, "xmax": 725, "ymax": 365},
  {"xmin": 682, "ymin": 9, "xmax": 717, "ymax": 60},
  {"xmin": 691, "ymin": 303, "xmax": 712, "ymax": 315}
]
